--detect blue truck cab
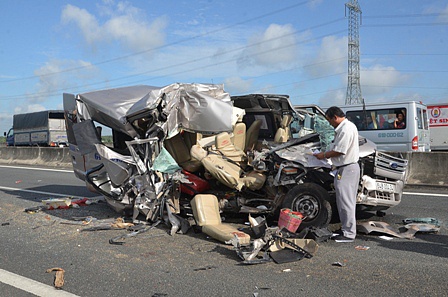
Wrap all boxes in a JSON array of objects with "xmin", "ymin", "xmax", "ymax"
[{"xmin": 3, "ymin": 128, "xmax": 14, "ymax": 146}]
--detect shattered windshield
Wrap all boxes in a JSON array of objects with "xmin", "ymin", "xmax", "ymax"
[{"xmin": 292, "ymin": 107, "xmax": 334, "ymax": 151}]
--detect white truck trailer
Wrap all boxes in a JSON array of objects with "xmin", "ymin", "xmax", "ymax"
[{"xmin": 427, "ymin": 103, "xmax": 448, "ymax": 151}]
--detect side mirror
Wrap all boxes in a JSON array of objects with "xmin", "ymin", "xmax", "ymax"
[{"xmin": 3, "ymin": 132, "xmax": 6, "ymax": 136}]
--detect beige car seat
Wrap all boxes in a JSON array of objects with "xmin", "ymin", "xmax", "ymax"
[
  {"xmin": 164, "ymin": 132, "xmax": 202, "ymax": 172},
  {"xmin": 191, "ymin": 194, "xmax": 250, "ymax": 245},
  {"xmin": 190, "ymin": 144, "xmax": 266, "ymax": 191},
  {"xmin": 274, "ymin": 114, "xmax": 293, "ymax": 143},
  {"xmin": 245, "ymin": 119, "xmax": 262, "ymax": 151},
  {"xmin": 231, "ymin": 122, "xmax": 246, "ymax": 151},
  {"xmin": 215, "ymin": 132, "xmax": 247, "ymax": 164}
]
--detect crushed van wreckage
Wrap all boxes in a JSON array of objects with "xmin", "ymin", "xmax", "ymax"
[{"xmin": 63, "ymin": 83, "xmax": 409, "ymax": 252}]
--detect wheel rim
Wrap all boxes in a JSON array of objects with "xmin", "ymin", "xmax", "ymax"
[{"xmin": 292, "ymin": 194, "xmax": 320, "ymax": 220}]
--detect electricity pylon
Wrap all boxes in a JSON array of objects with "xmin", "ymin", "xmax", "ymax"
[{"xmin": 345, "ymin": 0, "xmax": 363, "ymax": 105}]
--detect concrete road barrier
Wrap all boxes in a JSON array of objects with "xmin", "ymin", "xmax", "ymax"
[
  {"xmin": 0, "ymin": 147, "xmax": 447, "ymax": 186},
  {"xmin": 0, "ymin": 147, "xmax": 72, "ymax": 167},
  {"xmin": 403, "ymin": 151, "xmax": 448, "ymax": 186}
]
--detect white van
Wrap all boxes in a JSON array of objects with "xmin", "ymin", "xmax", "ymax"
[{"xmin": 340, "ymin": 101, "xmax": 430, "ymax": 152}]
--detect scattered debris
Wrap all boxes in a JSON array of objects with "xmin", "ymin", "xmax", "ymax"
[
  {"xmin": 378, "ymin": 235, "xmax": 394, "ymax": 241},
  {"xmin": 357, "ymin": 221, "xmax": 417, "ymax": 239},
  {"xmin": 24, "ymin": 205, "xmax": 47, "ymax": 213},
  {"xmin": 1, "ymin": 222, "xmax": 10, "ymax": 226},
  {"xmin": 111, "ymin": 217, "xmax": 134, "ymax": 229},
  {"xmin": 403, "ymin": 217, "xmax": 440, "ymax": 226},
  {"xmin": 332, "ymin": 262, "xmax": 346, "ymax": 267},
  {"xmin": 193, "ymin": 265, "xmax": 217, "ymax": 271},
  {"xmin": 15, "ymin": 180, "xmax": 22, "ymax": 184},
  {"xmin": 228, "ymin": 215, "xmax": 316, "ymax": 265},
  {"xmin": 60, "ymin": 216, "xmax": 97, "ymax": 226},
  {"xmin": 42, "ymin": 198, "xmax": 72, "ymax": 209},
  {"xmin": 24, "ymin": 197, "xmax": 100, "ymax": 213},
  {"xmin": 282, "ymin": 268, "xmax": 292, "ymax": 272},
  {"xmin": 358, "ymin": 220, "xmax": 441, "ymax": 240},
  {"xmin": 355, "ymin": 245, "xmax": 370, "ymax": 251},
  {"xmin": 109, "ymin": 221, "xmax": 162, "ymax": 245},
  {"xmin": 403, "ymin": 223, "xmax": 440, "ymax": 233},
  {"xmin": 46, "ymin": 267, "xmax": 65, "ymax": 289}
]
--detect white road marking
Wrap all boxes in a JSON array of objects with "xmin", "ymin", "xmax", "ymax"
[
  {"xmin": 0, "ymin": 186, "xmax": 87, "ymax": 199},
  {"xmin": 0, "ymin": 165, "xmax": 73, "ymax": 173},
  {"xmin": 403, "ymin": 191, "xmax": 448, "ymax": 197},
  {"xmin": 0, "ymin": 268, "xmax": 80, "ymax": 297}
]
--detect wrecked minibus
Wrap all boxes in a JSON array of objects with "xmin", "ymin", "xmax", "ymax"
[{"xmin": 63, "ymin": 84, "xmax": 408, "ymax": 240}]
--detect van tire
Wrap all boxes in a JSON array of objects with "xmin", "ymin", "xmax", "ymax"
[{"xmin": 282, "ymin": 183, "xmax": 332, "ymax": 231}]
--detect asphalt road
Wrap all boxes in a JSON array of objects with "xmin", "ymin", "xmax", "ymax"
[{"xmin": 0, "ymin": 164, "xmax": 447, "ymax": 297}]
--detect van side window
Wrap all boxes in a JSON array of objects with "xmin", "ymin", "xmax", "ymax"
[
  {"xmin": 417, "ymin": 107, "xmax": 428, "ymax": 130},
  {"xmin": 346, "ymin": 108, "xmax": 407, "ymax": 131},
  {"xmin": 422, "ymin": 108, "xmax": 429, "ymax": 130}
]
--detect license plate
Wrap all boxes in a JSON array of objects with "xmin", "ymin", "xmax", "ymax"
[{"xmin": 376, "ymin": 182, "xmax": 395, "ymax": 192}]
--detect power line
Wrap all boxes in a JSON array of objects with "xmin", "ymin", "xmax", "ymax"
[
  {"xmin": 363, "ymin": 22, "xmax": 448, "ymax": 27},
  {"xmin": 364, "ymin": 12, "xmax": 448, "ymax": 19},
  {"xmin": 0, "ymin": 1, "xmax": 311, "ymax": 84},
  {"xmin": 363, "ymin": 53, "xmax": 448, "ymax": 56},
  {"xmin": 0, "ymin": 24, "xmax": 347, "ymax": 100}
]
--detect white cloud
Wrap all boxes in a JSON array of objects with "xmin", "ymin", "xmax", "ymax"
[
  {"xmin": 61, "ymin": 5, "xmax": 101, "ymax": 46},
  {"xmin": 238, "ymin": 24, "xmax": 299, "ymax": 69},
  {"xmin": 306, "ymin": 35, "xmax": 347, "ymax": 78},
  {"xmin": 32, "ymin": 59, "xmax": 98, "ymax": 103},
  {"xmin": 307, "ymin": 0, "xmax": 324, "ymax": 9},
  {"xmin": 361, "ymin": 64, "xmax": 410, "ymax": 96},
  {"xmin": 223, "ymin": 76, "xmax": 253, "ymax": 94},
  {"xmin": 14, "ymin": 104, "xmax": 46, "ymax": 115},
  {"xmin": 61, "ymin": 3, "xmax": 167, "ymax": 55},
  {"xmin": 317, "ymin": 89, "xmax": 346, "ymax": 107}
]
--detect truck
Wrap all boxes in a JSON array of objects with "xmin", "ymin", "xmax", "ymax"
[
  {"xmin": 3, "ymin": 110, "xmax": 68, "ymax": 147},
  {"xmin": 427, "ymin": 103, "xmax": 448, "ymax": 151}
]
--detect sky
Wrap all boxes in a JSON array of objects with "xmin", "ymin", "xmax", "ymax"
[{"xmin": 1, "ymin": 0, "xmax": 447, "ymax": 134}]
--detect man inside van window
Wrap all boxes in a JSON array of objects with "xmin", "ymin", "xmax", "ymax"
[
  {"xmin": 366, "ymin": 116, "xmax": 375, "ymax": 129},
  {"xmin": 394, "ymin": 113, "xmax": 405, "ymax": 129}
]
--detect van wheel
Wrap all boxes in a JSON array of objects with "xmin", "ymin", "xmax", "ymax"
[{"xmin": 282, "ymin": 183, "xmax": 332, "ymax": 231}]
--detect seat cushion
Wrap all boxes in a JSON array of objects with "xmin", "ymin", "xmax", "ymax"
[
  {"xmin": 190, "ymin": 194, "xmax": 222, "ymax": 226},
  {"xmin": 203, "ymin": 224, "xmax": 250, "ymax": 245},
  {"xmin": 215, "ymin": 132, "xmax": 247, "ymax": 164},
  {"xmin": 201, "ymin": 154, "xmax": 244, "ymax": 190},
  {"xmin": 190, "ymin": 194, "xmax": 250, "ymax": 245},
  {"xmin": 232, "ymin": 122, "xmax": 246, "ymax": 151}
]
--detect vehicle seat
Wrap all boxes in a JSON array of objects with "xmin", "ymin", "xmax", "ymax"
[
  {"xmin": 231, "ymin": 122, "xmax": 246, "ymax": 151},
  {"xmin": 164, "ymin": 132, "xmax": 202, "ymax": 172},
  {"xmin": 191, "ymin": 194, "xmax": 250, "ymax": 245},
  {"xmin": 191, "ymin": 144, "xmax": 266, "ymax": 191},
  {"xmin": 215, "ymin": 132, "xmax": 247, "ymax": 164},
  {"xmin": 274, "ymin": 115, "xmax": 293, "ymax": 143},
  {"xmin": 245, "ymin": 119, "xmax": 262, "ymax": 151}
]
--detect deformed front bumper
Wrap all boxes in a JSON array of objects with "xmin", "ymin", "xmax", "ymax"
[{"xmin": 357, "ymin": 175, "xmax": 404, "ymax": 208}]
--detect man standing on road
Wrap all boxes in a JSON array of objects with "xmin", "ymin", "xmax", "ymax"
[{"xmin": 314, "ymin": 106, "xmax": 360, "ymax": 243}]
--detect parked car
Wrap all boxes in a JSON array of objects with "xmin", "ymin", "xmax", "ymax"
[{"xmin": 63, "ymin": 84, "xmax": 408, "ymax": 232}]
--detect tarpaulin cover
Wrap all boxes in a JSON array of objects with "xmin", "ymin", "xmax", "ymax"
[{"xmin": 13, "ymin": 110, "xmax": 64, "ymax": 130}]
